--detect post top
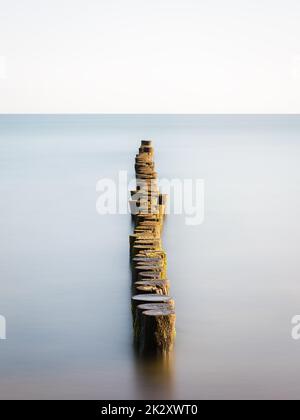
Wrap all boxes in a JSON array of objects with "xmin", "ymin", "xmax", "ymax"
[{"xmin": 141, "ymin": 140, "xmax": 152, "ymax": 146}]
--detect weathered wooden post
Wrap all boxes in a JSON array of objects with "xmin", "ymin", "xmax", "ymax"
[{"xmin": 129, "ymin": 141, "xmax": 176, "ymax": 355}]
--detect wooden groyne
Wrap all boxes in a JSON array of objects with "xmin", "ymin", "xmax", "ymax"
[{"xmin": 130, "ymin": 140, "xmax": 176, "ymax": 355}]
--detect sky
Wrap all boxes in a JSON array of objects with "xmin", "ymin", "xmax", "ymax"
[{"xmin": 0, "ymin": 0, "xmax": 300, "ymax": 113}]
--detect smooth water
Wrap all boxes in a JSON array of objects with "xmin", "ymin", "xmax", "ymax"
[{"xmin": 0, "ymin": 115, "xmax": 300, "ymax": 400}]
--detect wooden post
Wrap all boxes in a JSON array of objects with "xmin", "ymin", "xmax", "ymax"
[
  {"xmin": 134, "ymin": 279, "xmax": 170, "ymax": 295},
  {"xmin": 129, "ymin": 141, "xmax": 176, "ymax": 355}
]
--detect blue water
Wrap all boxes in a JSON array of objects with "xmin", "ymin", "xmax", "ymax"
[{"xmin": 0, "ymin": 115, "xmax": 300, "ymax": 399}]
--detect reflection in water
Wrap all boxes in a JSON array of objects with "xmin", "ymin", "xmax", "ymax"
[{"xmin": 133, "ymin": 348, "xmax": 175, "ymax": 399}]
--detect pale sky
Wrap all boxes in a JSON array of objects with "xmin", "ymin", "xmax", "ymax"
[{"xmin": 0, "ymin": 0, "xmax": 300, "ymax": 113}]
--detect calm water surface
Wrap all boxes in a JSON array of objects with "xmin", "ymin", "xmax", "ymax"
[{"xmin": 0, "ymin": 115, "xmax": 300, "ymax": 399}]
